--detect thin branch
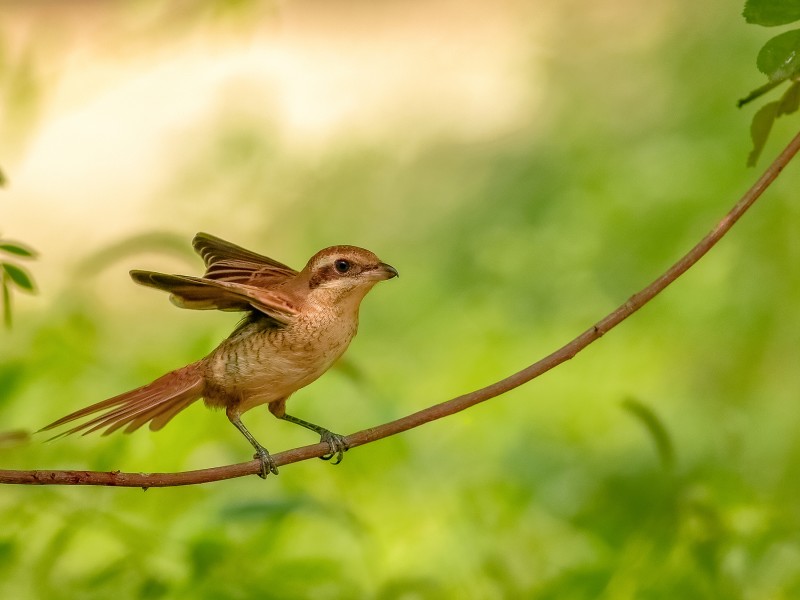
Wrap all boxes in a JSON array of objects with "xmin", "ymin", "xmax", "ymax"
[{"xmin": 3, "ymin": 129, "xmax": 800, "ymax": 488}]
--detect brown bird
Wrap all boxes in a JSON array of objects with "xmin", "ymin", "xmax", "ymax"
[{"xmin": 40, "ymin": 233, "xmax": 398, "ymax": 477}]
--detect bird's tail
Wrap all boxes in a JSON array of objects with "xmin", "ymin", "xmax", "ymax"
[{"xmin": 40, "ymin": 362, "xmax": 205, "ymax": 438}]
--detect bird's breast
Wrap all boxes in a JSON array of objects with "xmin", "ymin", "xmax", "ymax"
[{"xmin": 204, "ymin": 309, "xmax": 358, "ymax": 411}]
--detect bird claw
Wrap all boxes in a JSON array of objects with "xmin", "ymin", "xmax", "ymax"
[
  {"xmin": 319, "ymin": 431, "xmax": 349, "ymax": 465},
  {"xmin": 253, "ymin": 447, "xmax": 279, "ymax": 478}
]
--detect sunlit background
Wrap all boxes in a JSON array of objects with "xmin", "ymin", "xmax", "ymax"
[{"xmin": 2, "ymin": 1, "xmax": 800, "ymax": 598}]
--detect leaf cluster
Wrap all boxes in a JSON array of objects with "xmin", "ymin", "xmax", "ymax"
[
  {"xmin": 0, "ymin": 237, "xmax": 37, "ymax": 328},
  {"xmin": 741, "ymin": 0, "xmax": 800, "ymax": 164}
]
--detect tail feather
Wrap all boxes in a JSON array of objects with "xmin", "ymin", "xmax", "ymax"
[
  {"xmin": 84, "ymin": 391, "xmax": 185, "ymax": 436},
  {"xmin": 58, "ymin": 386, "xmax": 177, "ymax": 437},
  {"xmin": 113, "ymin": 390, "xmax": 197, "ymax": 435},
  {"xmin": 40, "ymin": 363, "xmax": 205, "ymax": 438},
  {"xmin": 149, "ymin": 394, "xmax": 201, "ymax": 431}
]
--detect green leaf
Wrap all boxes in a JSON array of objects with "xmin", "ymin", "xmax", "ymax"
[
  {"xmin": 747, "ymin": 100, "xmax": 780, "ymax": 166},
  {"xmin": 2, "ymin": 276, "xmax": 10, "ymax": 328},
  {"xmin": 743, "ymin": 83, "xmax": 800, "ymax": 166},
  {"xmin": 621, "ymin": 398, "xmax": 675, "ymax": 471},
  {"xmin": 0, "ymin": 241, "xmax": 37, "ymax": 258},
  {"xmin": 757, "ymin": 29, "xmax": 800, "ymax": 82},
  {"xmin": 0, "ymin": 166, "xmax": 6, "ymax": 187},
  {"xmin": 1, "ymin": 263, "xmax": 35, "ymax": 292},
  {"xmin": 778, "ymin": 80, "xmax": 800, "ymax": 116},
  {"xmin": 744, "ymin": 0, "xmax": 800, "ymax": 26}
]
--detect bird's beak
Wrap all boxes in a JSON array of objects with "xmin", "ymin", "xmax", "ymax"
[{"xmin": 368, "ymin": 262, "xmax": 399, "ymax": 281}]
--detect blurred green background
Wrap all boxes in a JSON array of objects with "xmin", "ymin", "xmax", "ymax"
[{"xmin": 2, "ymin": 1, "xmax": 800, "ymax": 598}]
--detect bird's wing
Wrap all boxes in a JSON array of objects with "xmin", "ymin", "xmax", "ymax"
[
  {"xmin": 130, "ymin": 270, "xmax": 299, "ymax": 324},
  {"xmin": 192, "ymin": 232, "xmax": 298, "ymax": 286}
]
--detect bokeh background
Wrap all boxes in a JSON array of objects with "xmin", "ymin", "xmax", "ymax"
[{"xmin": 2, "ymin": 1, "xmax": 800, "ymax": 598}]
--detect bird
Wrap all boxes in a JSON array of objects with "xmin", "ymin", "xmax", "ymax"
[{"xmin": 40, "ymin": 232, "xmax": 398, "ymax": 478}]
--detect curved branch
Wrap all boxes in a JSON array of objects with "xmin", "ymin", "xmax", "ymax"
[{"xmin": 3, "ymin": 129, "xmax": 800, "ymax": 487}]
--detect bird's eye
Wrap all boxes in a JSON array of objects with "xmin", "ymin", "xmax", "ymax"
[{"xmin": 334, "ymin": 259, "xmax": 351, "ymax": 274}]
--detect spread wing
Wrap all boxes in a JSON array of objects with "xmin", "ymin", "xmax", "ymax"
[
  {"xmin": 130, "ymin": 271, "xmax": 299, "ymax": 325},
  {"xmin": 192, "ymin": 232, "xmax": 298, "ymax": 286}
]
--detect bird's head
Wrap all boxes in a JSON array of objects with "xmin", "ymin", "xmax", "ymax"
[{"xmin": 300, "ymin": 245, "xmax": 398, "ymax": 309}]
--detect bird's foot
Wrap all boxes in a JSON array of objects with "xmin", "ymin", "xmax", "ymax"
[
  {"xmin": 319, "ymin": 430, "xmax": 349, "ymax": 465},
  {"xmin": 253, "ymin": 447, "xmax": 279, "ymax": 478}
]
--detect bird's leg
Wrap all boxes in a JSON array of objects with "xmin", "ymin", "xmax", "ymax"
[
  {"xmin": 268, "ymin": 399, "xmax": 348, "ymax": 464},
  {"xmin": 226, "ymin": 407, "xmax": 278, "ymax": 478},
  {"xmin": 281, "ymin": 413, "xmax": 349, "ymax": 464}
]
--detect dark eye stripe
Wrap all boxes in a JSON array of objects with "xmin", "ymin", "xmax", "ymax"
[{"xmin": 308, "ymin": 265, "xmax": 334, "ymax": 288}]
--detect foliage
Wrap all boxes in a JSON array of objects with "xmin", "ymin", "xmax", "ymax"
[
  {"xmin": 0, "ymin": 236, "xmax": 37, "ymax": 328},
  {"xmin": 740, "ymin": 0, "xmax": 800, "ymax": 164}
]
